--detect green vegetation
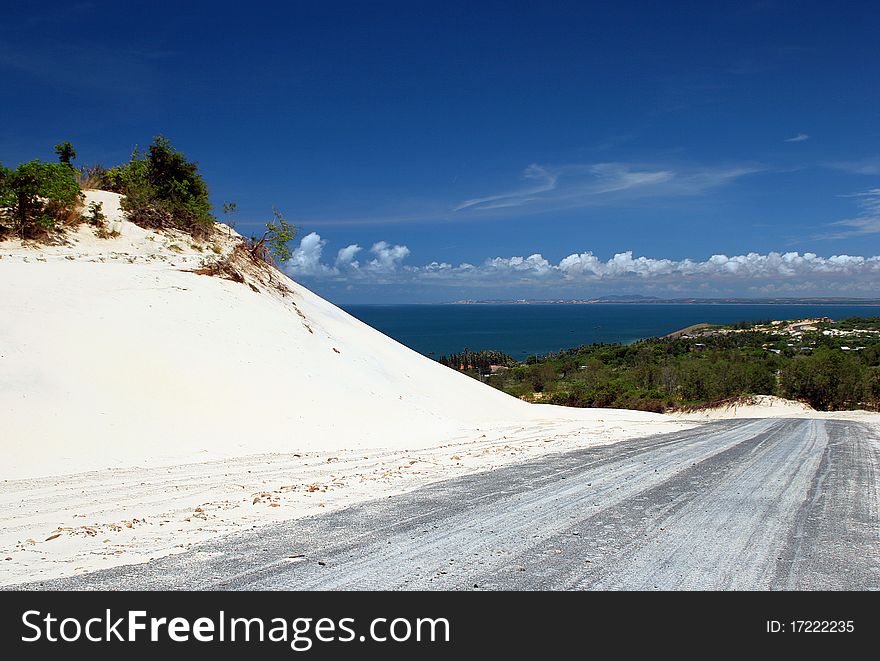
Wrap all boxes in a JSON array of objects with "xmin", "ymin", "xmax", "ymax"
[
  {"xmin": 86, "ymin": 201, "xmax": 105, "ymax": 225},
  {"xmin": 2, "ymin": 140, "xmax": 302, "ymax": 264},
  {"xmin": 821, "ymin": 317, "xmax": 880, "ymax": 331},
  {"xmin": 104, "ymin": 137, "xmax": 214, "ymax": 234},
  {"xmin": 2, "ymin": 137, "xmax": 215, "ymax": 240},
  {"xmin": 248, "ymin": 207, "xmax": 298, "ymax": 263},
  {"xmin": 780, "ymin": 349, "xmax": 876, "ymax": 410},
  {"xmin": 223, "ymin": 201, "xmax": 237, "ymax": 223},
  {"xmin": 438, "ymin": 349, "xmax": 517, "ymax": 375},
  {"xmin": 54, "ymin": 141, "xmax": 77, "ymax": 165},
  {"xmin": 442, "ymin": 318, "xmax": 880, "ymax": 412},
  {"xmin": 0, "ymin": 160, "xmax": 83, "ymax": 239}
]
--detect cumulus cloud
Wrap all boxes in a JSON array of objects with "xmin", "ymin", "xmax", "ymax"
[
  {"xmin": 285, "ymin": 235, "xmax": 409, "ymax": 277},
  {"xmin": 367, "ymin": 241, "xmax": 410, "ymax": 271},
  {"xmin": 784, "ymin": 133, "xmax": 810, "ymax": 143},
  {"xmin": 335, "ymin": 244, "xmax": 362, "ymax": 270},
  {"xmin": 283, "ymin": 232, "xmax": 880, "ymax": 293},
  {"xmin": 285, "ymin": 232, "xmax": 336, "ymax": 276},
  {"xmin": 484, "ymin": 254, "xmax": 555, "ymax": 276},
  {"xmin": 482, "ymin": 250, "xmax": 880, "ymax": 282}
]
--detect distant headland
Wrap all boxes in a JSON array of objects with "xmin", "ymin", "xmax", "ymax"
[{"xmin": 450, "ymin": 296, "xmax": 880, "ymax": 306}]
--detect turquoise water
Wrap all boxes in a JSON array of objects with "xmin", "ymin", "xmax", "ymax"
[{"xmin": 342, "ymin": 303, "xmax": 880, "ymax": 360}]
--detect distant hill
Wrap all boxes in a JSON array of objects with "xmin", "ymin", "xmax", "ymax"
[{"xmin": 451, "ymin": 296, "xmax": 880, "ymax": 305}]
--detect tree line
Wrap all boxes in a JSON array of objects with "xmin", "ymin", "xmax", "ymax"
[
  {"xmin": 437, "ymin": 349, "xmax": 516, "ymax": 375},
  {"xmin": 439, "ymin": 322, "xmax": 880, "ymax": 412}
]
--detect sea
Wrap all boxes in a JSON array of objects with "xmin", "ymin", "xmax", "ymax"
[{"xmin": 341, "ymin": 303, "xmax": 880, "ymax": 361}]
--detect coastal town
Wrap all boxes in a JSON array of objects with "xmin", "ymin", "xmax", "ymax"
[{"xmin": 677, "ymin": 317, "xmax": 880, "ymax": 355}]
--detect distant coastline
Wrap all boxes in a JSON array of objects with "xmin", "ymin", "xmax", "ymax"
[
  {"xmin": 344, "ymin": 302, "xmax": 880, "ymax": 360},
  {"xmin": 449, "ymin": 297, "xmax": 880, "ymax": 306}
]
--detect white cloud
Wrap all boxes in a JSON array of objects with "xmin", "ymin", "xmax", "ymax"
[
  {"xmin": 283, "ymin": 232, "xmax": 880, "ymax": 293},
  {"xmin": 819, "ymin": 188, "xmax": 880, "ymax": 239},
  {"xmin": 827, "ymin": 158, "xmax": 880, "ymax": 175},
  {"xmin": 484, "ymin": 254, "xmax": 555, "ymax": 276},
  {"xmin": 285, "ymin": 232, "xmax": 336, "ymax": 276},
  {"xmin": 335, "ymin": 244, "xmax": 362, "ymax": 270},
  {"xmin": 784, "ymin": 133, "xmax": 810, "ymax": 143},
  {"xmin": 454, "ymin": 164, "xmax": 558, "ymax": 212},
  {"xmin": 452, "ymin": 161, "xmax": 759, "ymax": 215},
  {"xmin": 483, "ymin": 250, "xmax": 880, "ymax": 282},
  {"xmin": 367, "ymin": 241, "xmax": 410, "ymax": 271},
  {"xmin": 289, "ymin": 159, "xmax": 764, "ymax": 227}
]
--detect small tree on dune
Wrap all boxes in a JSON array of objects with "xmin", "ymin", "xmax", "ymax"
[
  {"xmin": 249, "ymin": 207, "xmax": 298, "ymax": 264},
  {"xmin": 223, "ymin": 201, "xmax": 237, "ymax": 235},
  {"xmin": 54, "ymin": 141, "xmax": 77, "ymax": 165}
]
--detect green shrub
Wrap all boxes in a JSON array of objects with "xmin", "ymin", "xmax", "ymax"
[
  {"xmin": 87, "ymin": 200, "xmax": 117, "ymax": 239},
  {"xmin": 248, "ymin": 207, "xmax": 298, "ymax": 263},
  {"xmin": 0, "ymin": 160, "xmax": 83, "ymax": 239},
  {"xmin": 106, "ymin": 137, "xmax": 214, "ymax": 234},
  {"xmin": 222, "ymin": 201, "xmax": 237, "ymax": 233},
  {"xmin": 54, "ymin": 141, "xmax": 77, "ymax": 165},
  {"xmin": 0, "ymin": 163, "xmax": 9, "ymax": 238},
  {"xmin": 780, "ymin": 349, "xmax": 867, "ymax": 410},
  {"xmin": 87, "ymin": 201, "xmax": 106, "ymax": 225}
]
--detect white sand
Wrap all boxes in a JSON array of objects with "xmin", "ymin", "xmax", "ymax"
[
  {"xmin": 1, "ymin": 191, "xmax": 696, "ymax": 585},
  {"xmin": 673, "ymin": 395, "xmax": 880, "ymax": 427}
]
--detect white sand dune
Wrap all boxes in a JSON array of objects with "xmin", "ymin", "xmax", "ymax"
[
  {"xmin": 0, "ymin": 191, "xmax": 694, "ymax": 583},
  {"xmin": 673, "ymin": 395, "xmax": 815, "ymax": 419},
  {"xmin": 673, "ymin": 394, "xmax": 880, "ymax": 427},
  {"xmin": 0, "ymin": 192, "xmax": 671, "ymax": 482}
]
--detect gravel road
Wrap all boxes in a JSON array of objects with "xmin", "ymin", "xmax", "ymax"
[{"xmin": 19, "ymin": 418, "xmax": 879, "ymax": 590}]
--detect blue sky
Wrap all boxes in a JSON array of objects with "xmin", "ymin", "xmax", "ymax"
[{"xmin": 3, "ymin": 1, "xmax": 879, "ymax": 302}]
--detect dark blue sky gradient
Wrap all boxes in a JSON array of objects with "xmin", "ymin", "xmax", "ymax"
[{"xmin": 2, "ymin": 1, "xmax": 878, "ymax": 301}]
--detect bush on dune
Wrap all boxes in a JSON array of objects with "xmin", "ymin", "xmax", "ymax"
[
  {"xmin": 104, "ymin": 136, "xmax": 214, "ymax": 235},
  {"xmin": 0, "ymin": 160, "xmax": 83, "ymax": 240},
  {"xmin": 53, "ymin": 141, "xmax": 77, "ymax": 165},
  {"xmin": 247, "ymin": 207, "xmax": 298, "ymax": 264},
  {"xmin": 3, "ymin": 139, "xmax": 303, "ymax": 264}
]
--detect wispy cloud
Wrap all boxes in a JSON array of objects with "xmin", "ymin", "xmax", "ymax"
[
  {"xmin": 284, "ymin": 232, "xmax": 880, "ymax": 293},
  {"xmin": 826, "ymin": 157, "xmax": 880, "ymax": 175},
  {"xmin": 289, "ymin": 159, "xmax": 763, "ymax": 228},
  {"xmin": 452, "ymin": 161, "xmax": 760, "ymax": 215},
  {"xmin": 784, "ymin": 133, "xmax": 810, "ymax": 143},
  {"xmin": 818, "ymin": 189, "xmax": 880, "ymax": 239},
  {"xmin": 454, "ymin": 164, "xmax": 558, "ymax": 212}
]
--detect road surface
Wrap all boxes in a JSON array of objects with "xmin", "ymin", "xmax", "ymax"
[{"xmin": 19, "ymin": 418, "xmax": 880, "ymax": 590}]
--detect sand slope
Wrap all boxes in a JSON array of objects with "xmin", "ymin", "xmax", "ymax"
[{"xmin": 0, "ymin": 191, "xmax": 666, "ymax": 480}]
